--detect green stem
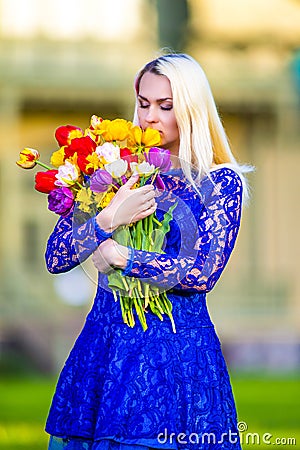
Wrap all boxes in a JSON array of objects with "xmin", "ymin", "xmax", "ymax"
[
  {"xmin": 148, "ymin": 215, "xmax": 154, "ymax": 248},
  {"xmin": 150, "ymin": 169, "xmax": 159, "ymax": 185},
  {"xmin": 75, "ymin": 181, "xmax": 83, "ymax": 189},
  {"xmin": 36, "ymin": 161, "xmax": 52, "ymax": 170},
  {"xmin": 152, "ymin": 216, "xmax": 162, "ymax": 227}
]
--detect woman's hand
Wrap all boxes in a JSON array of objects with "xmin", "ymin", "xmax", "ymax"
[
  {"xmin": 95, "ymin": 175, "xmax": 157, "ymax": 233},
  {"xmin": 92, "ymin": 239, "xmax": 129, "ymax": 273}
]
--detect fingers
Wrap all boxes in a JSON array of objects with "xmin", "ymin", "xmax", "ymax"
[
  {"xmin": 106, "ymin": 176, "xmax": 158, "ymax": 227},
  {"xmin": 131, "ymin": 202, "xmax": 157, "ymax": 222},
  {"xmin": 124, "ymin": 175, "xmax": 154, "ymax": 195},
  {"xmin": 123, "ymin": 174, "xmax": 139, "ymax": 189},
  {"xmin": 143, "ymin": 197, "xmax": 156, "ymax": 211}
]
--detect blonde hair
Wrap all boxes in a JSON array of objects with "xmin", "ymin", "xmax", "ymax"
[{"xmin": 134, "ymin": 53, "xmax": 253, "ymax": 203}]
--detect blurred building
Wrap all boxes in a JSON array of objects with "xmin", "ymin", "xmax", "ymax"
[{"xmin": 0, "ymin": 0, "xmax": 299, "ymax": 374}]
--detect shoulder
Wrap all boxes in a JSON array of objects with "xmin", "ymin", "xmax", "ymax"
[
  {"xmin": 210, "ymin": 165, "xmax": 242, "ymax": 184},
  {"xmin": 198, "ymin": 166, "xmax": 243, "ymax": 207},
  {"xmin": 207, "ymin": 165, "xmax": 243, "ymax": 195}
]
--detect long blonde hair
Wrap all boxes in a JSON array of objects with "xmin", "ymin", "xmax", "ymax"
[{"xmin": 134, "ymin": 53, "xmax": 253, "ymax": 202}]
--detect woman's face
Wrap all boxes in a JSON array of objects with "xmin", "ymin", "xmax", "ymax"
[{"xmin": 137, "ymin": 72, "xmax": 180, "ymax": 156}]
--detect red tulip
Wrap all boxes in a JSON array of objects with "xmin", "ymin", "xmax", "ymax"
[
  {"xmin": 64, "ymin": 136, "xmax": 96, "ymax": 160},
  {"xmin": 55, "ymin": 125, "xmax": 83, "ymax": 147},
  {"xmin": 35, "ymin": 170, "xmax": 58, "ymax": 193},
  {"xmin": 120, "ymin": 147, "xmax": 138, "ymax": 170}
]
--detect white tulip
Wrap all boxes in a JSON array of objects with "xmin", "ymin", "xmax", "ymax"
[
  {"xmin": 105, "ymin": 159, "xmax": 128, "ymax": 178},
  {"xmin": 96, "ymin": 142, "xmax": 120, "ymax": 164},
  {"xmin": 55, "ymin": 160, "xmax": 79, "ymax": 186},
  {"xmin": 130, "ymin": 161, "xmax": 155, "ymax": 176}
]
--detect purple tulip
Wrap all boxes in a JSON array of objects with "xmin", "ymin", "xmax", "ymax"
[
  {"xmin": 147, "ymin": 147, "xmax": 171, "ymax": 173},
  {"xmin": 154, "ymin": 174, "xmax": 166, "ymax": 191},
  {"xmin": 48, "ymin": 187, "xmax": 74, "ymax": 216},
  {"xmin": 90, "ymin": 169, "xmax": 113, "ymax": 193}
]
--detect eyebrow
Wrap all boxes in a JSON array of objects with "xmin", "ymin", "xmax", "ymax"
[{"xmin": 138, "ymin": 94, "xmax": 173, "ymax": 103}]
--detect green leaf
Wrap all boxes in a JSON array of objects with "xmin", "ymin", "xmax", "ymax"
[
  {"xmin": 150, "ymin": 203, "xmax": 177, "ymax": 252},
  {"xmin": 108, "ymin": 271, "xmax": 128, "ymax": 292},
  {"xmin": 113, "ymin": 225, "xmax": 131, "ymax": 246},
  {"xmin": 161, "ymin": 202, "xmax": 177, "ymax": 236},
  {"xmin": 151, "ymin": 228, "xmax": 165, "ymax": 252}
]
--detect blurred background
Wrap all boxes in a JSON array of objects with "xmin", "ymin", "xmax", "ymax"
[{"xmin": 0, "ymin": 0, "xmax": 299, "ymax": 449}]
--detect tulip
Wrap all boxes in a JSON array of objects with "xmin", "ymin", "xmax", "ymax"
[
  {"xmin": 55, "ymin": 125, "xmax": 83, "ymax": 147},
  {"xmin": 55, "ymin": 161, "xmax": 79, "ymax": 187},
  {"xmin": 141, "ymin": 128, "xmax": 161, "ymax": 148},
  {"xmin": 154, "ymin": 174, "xmax": 166, "ymax": 191},
  {"xmin": 99, "ymin": 119, "xmax": 132, "ymax": 142},
  {"xmin": 105, "ymin": 159, "xmax": 128, "ymax": 178},
  {"xmin": 16, "ymin": 148, "xmax": 40, "ymax": 169},
  {"xmin": 147, "ymin": 147, "xmax": 171, "ymax": 173},
  {"xmin": 50, "ymin": 147, "xmax": 65, "ymax": 168},
  {"xmin": 90, "ymin": 169, "xmax": 113, "ymax": 193},
  {"xmin": 64, "ymin": 136, "xmax": 96, "ymax": 160},
  {"xmin": 78, "ymin": 152, "xmax": 101, "ymax": 176},
  {"xmin": 127, "ymin": 125, "xmax": 143, "ymax": 147},
  {"xmin": 48, "ymin": 187, "xmax": 74, "ymax": 216},
  {"xmin": 90, "ymin": 114, "xmax": 103, "ymax": 130},
  {"xmin": 120, "ymin": 147, "xmax": 138, "ymax": 170},
  {"xmin": 96, "ymin": 142, "xmax": 120, "ymax": 164},
  {"xmin": 35, "ymin": 170, "xmax": 58, "ymax": 193},
  {"xmin": 128, "ymin": 127, "xmax": 161, "ymax": 149},
  {"xmin": 130, "ymin": 161, "xmax": 155, "ymax": 176}
]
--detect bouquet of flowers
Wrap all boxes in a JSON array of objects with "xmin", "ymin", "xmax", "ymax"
[{"xmin": 16, "ymin": 115, "xmax": 176, "ymax": 332}]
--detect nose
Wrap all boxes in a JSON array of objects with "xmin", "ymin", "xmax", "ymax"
[{"xmin": 145, "ymin": 106, "xmax": 158, "ymax": 124}]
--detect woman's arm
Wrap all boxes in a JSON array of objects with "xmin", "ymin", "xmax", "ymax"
[
  {"xmin": 97, "ymin": 169, "xmax": 243, "ymax": 293},
  {"xmin": 46, "ymin": 175, "xmax": 156, "ymax": 274},
  {"xmin": 45, "ymin": 211, "xmax": 112, "ymax": 274}
]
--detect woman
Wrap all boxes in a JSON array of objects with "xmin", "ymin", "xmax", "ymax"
[{"xmin": 46, "ymin": 53, "xmax": 251, "ymax": 449}]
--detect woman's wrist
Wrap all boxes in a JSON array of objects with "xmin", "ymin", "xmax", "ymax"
[
  {"xmin": 113, "ymin": 243, "xmax": 129, "ymax": 269},
  {"xmin": 96, "ymin": 208, "xmax": 118, "ymax": 234},
  {"xmin": 93, "ymin": 218, "xmax": 113, "ymax": 244}
]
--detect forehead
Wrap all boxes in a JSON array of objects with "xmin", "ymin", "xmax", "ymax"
[{"xmin": 138, "ymin": 72, "xmax": 173, "ymax": 99}]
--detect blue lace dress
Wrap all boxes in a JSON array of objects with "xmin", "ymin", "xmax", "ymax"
[{"xmin": 45, "ymin": 167, "xmax": 243, "ymax": 450}]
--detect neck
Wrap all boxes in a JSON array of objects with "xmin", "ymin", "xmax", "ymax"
[{"xmin": 170, "ymin": 154, "xmax": 181, "ymax": 169}]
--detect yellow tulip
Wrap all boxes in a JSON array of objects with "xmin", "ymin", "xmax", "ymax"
[
  {"xmin": 127, "ymin": 125, "xmax": 143, "ymax": 147},
  {"xmin": 100, "ymin": 119, "xmax": 132, "ymax": 142},
  {"xmin": 50, "ymin": 147, "xmax": 65, "ymax": 167},
  {"xmin": 142, "ymin": 128, "xmax": 161, "ymax": 148}
]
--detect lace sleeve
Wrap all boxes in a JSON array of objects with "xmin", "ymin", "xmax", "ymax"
[
  {"xmin": 123, "ymin": 169, "xmax": 243, "ymax": 293},
  {"xmin": 45, "ymin": 209, "xmax": 112, "ymax": 274}
]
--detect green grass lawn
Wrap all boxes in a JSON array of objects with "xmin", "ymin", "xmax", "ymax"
[
  {"xmin": 0, "ymin": 376, "xmax": 55, "ymax": 450},
  {"xmin": 0, "ymin": 373, "xmax": 299, "ymax": 449},
  {"xmin": 231, "ymin": 373, "xmax": 300, "ymax": 448}
]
